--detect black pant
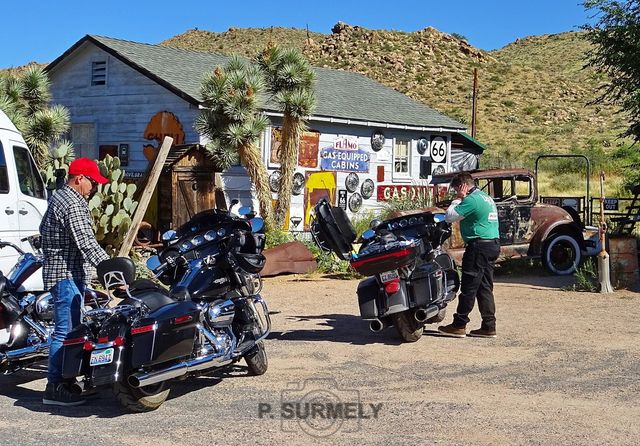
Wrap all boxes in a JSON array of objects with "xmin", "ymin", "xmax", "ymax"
[{"xmin": 453, "ymin": 239, "xmax": 500, "ymax": 330}]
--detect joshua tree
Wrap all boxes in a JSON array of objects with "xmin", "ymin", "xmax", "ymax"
[
  {"xmin": 256, "ymin": 45, "xmax": 316, "ymax": 228},
  {"xmin": 195, "ymin": 56, "xmax": 275, "ymax": 228},
  {"xmin": 0, "ymin": 66, "xmax": 71, "ymax": 169}
]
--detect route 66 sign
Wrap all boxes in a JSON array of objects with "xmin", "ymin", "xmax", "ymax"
[{"xmin": 429, "ymin": 136, "xmax": 447, "ymax": 163}]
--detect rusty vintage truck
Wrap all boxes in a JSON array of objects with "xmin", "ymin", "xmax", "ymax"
[{"xmin": 429, "ymin": 168, "xmax": 600, "ymax": 275}]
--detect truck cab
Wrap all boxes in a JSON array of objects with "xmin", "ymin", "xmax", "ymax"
[{"xmin": 0, "ymin": 110, "xmax": 48, "ymax": 277}]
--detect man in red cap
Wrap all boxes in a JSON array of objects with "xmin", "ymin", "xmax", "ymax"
[{"xmin": 40, "ymin": 157, "xmax": 110, "ymax": 406}]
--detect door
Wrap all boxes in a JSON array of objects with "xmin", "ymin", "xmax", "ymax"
[
  {"xmin": 172, "ymin": 171, "xmax": 216, "ymax": 229},
  {"xmin": 0, "ymin": 139, "xmax": 20, "ymax": 273}
]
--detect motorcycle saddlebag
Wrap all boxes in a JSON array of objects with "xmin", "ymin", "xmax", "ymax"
[
  {"xmin": 357, "ymin": 277, "xmax": 380, "ymax": 319},
  {"xmin": 350, "ymin": 239, "xmax": 421, "ymax": 276},
  {"xmin": 129, "ymin": 300, "xmax": 199, "ymax": 368},
  {"xmin": 407, "ymin": 261, "xmax": 444, "ymax": 308},
  {"xmin": 61, "ymin": 323, "xmax": 95, "ymax": 380}
]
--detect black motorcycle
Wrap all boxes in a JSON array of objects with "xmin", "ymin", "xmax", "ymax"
[
  {"xmin": 311, "ymin": 198, "xmax": 460, "ymax": 342},
  {"xmin": 58, "ymin": 208, "xmax": 271, "ymax": 412},
  {"xmin": 0, "ymin": 237, "xmax": 109, "ymax": 373}
]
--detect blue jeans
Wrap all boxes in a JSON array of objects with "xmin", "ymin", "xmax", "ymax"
[{"xmin": 48, "ymin": 279, "xmax": 85, "ymax": 385}]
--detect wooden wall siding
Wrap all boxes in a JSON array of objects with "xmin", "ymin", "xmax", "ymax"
[
  {"xmin": 48, "ymin": 43, "xmax": 200, "ymax": 173},
  {"xmin": 172, "ymin": 171, "xmax": 216, "ymax": 229}
]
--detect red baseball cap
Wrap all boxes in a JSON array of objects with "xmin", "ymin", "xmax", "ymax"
[{"xmin": 68, "ymin": 158, "xmax": 109, "ymax": 184}]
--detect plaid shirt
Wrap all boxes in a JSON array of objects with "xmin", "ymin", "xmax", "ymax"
[{"xmin": 40, "ymin": 184, "xmax": 109, "ymax": 290}]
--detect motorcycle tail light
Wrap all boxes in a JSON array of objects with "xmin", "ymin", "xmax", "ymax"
[
  {"xmin": 63, "ymin": 337, "xmax": 86, "ymax": 346},
  {"xmin": 384, "ymin": 279, "xmax": 401, "ymax": 294},
  {"xmin": 131, "ymin": 323, "xmax": 156, "ymax": 335},
  {"xmin": 113, "ymin": 336, "xmax": 125, "ymax": 347},
  {"xmin": 83, "ymin": 341, "xmax": 95, "ymax": 351}
]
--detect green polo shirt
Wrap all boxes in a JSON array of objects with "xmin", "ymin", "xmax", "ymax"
[{"xmin": 454, "ymin": 189, "xmax": 499, "ymax": 242}]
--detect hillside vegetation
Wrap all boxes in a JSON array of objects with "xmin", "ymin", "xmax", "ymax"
[{"xmin": 161, "ymin": 24, "xmax": 634, "ymax": 195}]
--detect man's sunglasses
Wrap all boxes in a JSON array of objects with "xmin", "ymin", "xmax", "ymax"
[{"xmin": 84, "ymin": 176, "xmax": 99, "ymax": 188}]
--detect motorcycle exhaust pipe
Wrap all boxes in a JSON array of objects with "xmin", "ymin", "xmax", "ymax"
[
  {"xmin": 414, "ymin": 305, "xmax": 440, "ymax": 323},
  {"xmin": 129, "ymin": 352, "xmax": 234, "ymax": 388},
  {"xmin": 4, "ymin": 340, "xmax": 50, "ymax": 362},
  {"xmin": 369, "ymin": 319, "xmax": 388, "ymax": 332}
]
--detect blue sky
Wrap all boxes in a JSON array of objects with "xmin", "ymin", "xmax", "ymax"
[{"xmin": 2, "ymin": 0, "xmax": 592, "ymax": 68}]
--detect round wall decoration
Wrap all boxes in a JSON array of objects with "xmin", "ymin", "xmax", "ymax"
[
  {"xmin": 371, "ymin": 130, "xmax": 385, "ymax": 152},
  {"xmin": 349, "ymin": 192, "xmax": 363, "ymax": 212},
  {"xmin": 269, "ymin": 171, "xmax": 281, "ymax": 193},
  {"xmin": 417, "ymin": 137, "xmax": 428, "ymax": 155},
  {"xmin": 292, "ymin": 172, "xmax": 305, "ymax": 195},
  {"xmin": 345, "ymin": 172, "xmax": 360, "ymax": 193},
  {"xmin": 360, "ymin": 179, "xmax": 374, "ymax": 199}
]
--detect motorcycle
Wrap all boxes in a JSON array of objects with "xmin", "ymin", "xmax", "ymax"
[
  {"xmin": 0, "ymin": 237, "xmax": 109, "ymax": 373},
  {"xmin": 311, "ymin": 198, "xmax": 460, "ymax": 342},
  {"xmin": 58, "ymin": 207, "xmax": 271, "ymax": 412}
]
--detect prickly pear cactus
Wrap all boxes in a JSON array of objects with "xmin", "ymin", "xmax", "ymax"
[
  {"xmin": 88, "ymin": 155, "xmax": 138, "ymax": 254},
  {"xmin": 41, "ymin": 141, "xmax": 75, "ymax": 190}
]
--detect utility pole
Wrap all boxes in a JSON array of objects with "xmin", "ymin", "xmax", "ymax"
[{"xmin": 471, "ymin": 68, "xmax": 478, "ymax": 138}]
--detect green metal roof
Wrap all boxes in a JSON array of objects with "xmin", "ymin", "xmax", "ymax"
[
  {"xmin": 457, "ymin": 131, "xmax": 486, "ymax": 151},
  {"xmin": 47, "ymin": 35, "xmax": 466, "ymax": 131}
]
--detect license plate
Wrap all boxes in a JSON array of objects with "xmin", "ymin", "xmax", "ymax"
[
  {"xmin": 90, "ymin": 347, "xmax": 114, "ymax": 366},
  {"xmin": 380, "ymin": 270, "xmax": 399, "ymax": 283}
]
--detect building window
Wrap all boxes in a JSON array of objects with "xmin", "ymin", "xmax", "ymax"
[
  {"xmin": 91, "ymin": 60, "xmax": 107, "ymax": 86},
  {"xmin": 71, "ymin": 123, "xmax": 97, "ymax": 159},
  {"xmin": 393, "ymin": 139, "xmax": 410, "ymax": 176}
]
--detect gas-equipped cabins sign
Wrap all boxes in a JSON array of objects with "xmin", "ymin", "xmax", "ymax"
[{"xmin": 320, "ymin": 136, "xmax": 370, "ymax": 172}]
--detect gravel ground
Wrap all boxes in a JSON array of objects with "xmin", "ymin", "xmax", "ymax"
[{"xmin": 0, "ymin": 273, "xmax": 638, "ymax": 446}]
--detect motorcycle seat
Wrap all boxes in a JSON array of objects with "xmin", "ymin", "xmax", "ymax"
[{"xmin": 121, "ymin": 289, "xmax": 175, "ymax": 312}]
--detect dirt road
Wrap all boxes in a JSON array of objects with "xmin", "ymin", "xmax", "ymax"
[{"xmin": 1, "ymin": 274, "xmax": 638, "ymax": 445}]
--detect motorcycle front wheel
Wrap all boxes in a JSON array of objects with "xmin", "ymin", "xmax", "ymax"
[
  {"xmin": 113, "ymin": 379, "xmax": 170, "ymax": 412},
  {"xmin": 244, "ymin": 341, "xmax": 268, "ymax": 375},
  {"xmin": 391, "ymin": 311, "xmax": 424, "ymax": 343}
]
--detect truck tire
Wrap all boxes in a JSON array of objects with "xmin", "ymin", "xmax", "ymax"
[
  {"xmin": 113, "ymin": 380, "xmax": 169, "ymax": 412},
  {"xmin": 542, "ymin": 233, "xmax": 582, "ymax": 275},
  {"xmin": 391, "ymin": 311, "xmax": 423, "ymax": 343}
]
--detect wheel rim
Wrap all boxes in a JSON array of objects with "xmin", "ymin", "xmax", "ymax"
[{"xmin": 550, "ymin": 239, "xmax": 577, "ymax": 272}]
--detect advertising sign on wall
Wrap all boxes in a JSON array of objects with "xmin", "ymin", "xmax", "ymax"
[{"xmin": 320, "ymin": 136, "xmax": 370, "ymax": 172}]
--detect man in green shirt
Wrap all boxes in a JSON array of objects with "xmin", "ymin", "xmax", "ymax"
[{"xmin": 438, "ymin": 172, "xmax": 500, "ymax": 338}]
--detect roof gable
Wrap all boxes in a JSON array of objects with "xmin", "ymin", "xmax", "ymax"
[{"xmin": 47, "ymin": 34, "xmax": 466, "ymax": 131}]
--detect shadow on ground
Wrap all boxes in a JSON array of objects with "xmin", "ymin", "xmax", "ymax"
[{"xmin": 269, "ymin": 314, "xmax": 405, "ymax": 346}]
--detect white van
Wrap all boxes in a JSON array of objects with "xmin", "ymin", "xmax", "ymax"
[{"xmin": 0, "ymin": 109, "xmax": 48, "ymax": 278}]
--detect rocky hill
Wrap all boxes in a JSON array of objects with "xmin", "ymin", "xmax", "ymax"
[
  {"xmin": 161, "ymin": 24, "xmax": 629, "ymax": 169},
  {"xmin": 3, "ymin": 24, "xmax": 628, "ymax": 171}
]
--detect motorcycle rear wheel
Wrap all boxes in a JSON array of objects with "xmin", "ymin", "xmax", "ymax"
[
  {"xmin": 391, "ymin": 311, "xmax": 424, "ymax": 343},
  {"xmin": 113, "ymin": 380, "xmax": 170, "ymax": 412},
  {"xmin": 244, "ymin": 341, "xmax": 268, "ymax": 375}
]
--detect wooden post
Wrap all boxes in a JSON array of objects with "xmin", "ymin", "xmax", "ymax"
[
  {"xmin": 118, "ymin": 136, "xmax": 174, "ymax": 257},
  {"xmin": 471, "ymin": 68, "xmax": 478, "ymax": 138},
  {"xmin": 598, "ymin": 170, "xmax": 614, "ymax": 293}
]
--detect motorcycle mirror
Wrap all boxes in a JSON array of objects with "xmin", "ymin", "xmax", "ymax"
[
  {"xmin": 250, "ymin": 217, "xmax": 264, "ymax": 232},
  {"xmin": 146, "ymin": 255, "xmax": 161, "ymax": 271},
  {"xmin": 238, "ymin": 206, "xmax": 252, "ymax": 216},
  {"xmin": 161, "ymin": 230, "xmax": 177, "ymax": 241},
  {"xmin": 362, "ymin": 229, "xmax": 375, "ymax": 240},
  {"xmin": 369, "ymin": 219, "xmax": 381, "ymax": 229}
]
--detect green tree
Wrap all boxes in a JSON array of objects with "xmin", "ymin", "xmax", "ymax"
[
  {"xmin": 256, "ymin": 45, "xmax": 316, "ymax": 228},
  {"xmin": 195, "ymin": 57, "xmax": 275, "ymax": 228},
  {"xmin": 583, "ymin": 0, "xmax": 640, "ymax": 141},
  {"xmin": 0, "ymin": 66, "xmax": 72, "ymax": 168}
]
